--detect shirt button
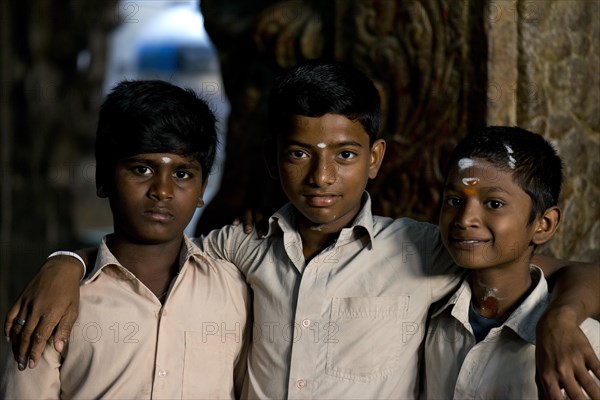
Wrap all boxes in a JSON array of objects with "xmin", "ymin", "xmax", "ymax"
[
  {"xmin": 158, "ymin": 370, "xmax": 167, "ymax": 378},
  {"xmin": 296, "ymin": 379, "xmax": 306, "ymax": 389},
  {"xmin": 301, "ymin": 319, "xmax": 311, "ymax": 328}
]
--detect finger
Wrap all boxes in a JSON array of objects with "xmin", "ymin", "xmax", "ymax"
[
  {"xmin": 576, "ymin": 367, "xmax": 600, "ymax": 400},
  {"xmin": 27, "ymin": 312, "xmax": 60, "ymax": 369},
  {"xmin": 10, "ymin": 313, "xmax": 32, "ymax": 371},
  {"xmin": 545, "ymin": 384, "xmax": 566, "ymax": 400},
  {"xmin": 588, "ymin": 352, "xmax": 600, "ymax": 380},
  {"xmin": 561, "ymin": 376, "xmax": 587, "ymax": 400},
  {"xmin": 535, "ymin": 373, "xmax": 547, "ymax": 399},
  {"xmin": 242, "ymin": 209, "xmax": 254, "ymax": 234},
  {"xmin": 232, "ymin": 218, "xmax": 240, "ymax": 226},
  {"xmin": 254, "ymin": 210, "xmax": 267, "ymax": 238},
  {"xmin": 4, "ymin": 300, "xmax": 23, "ymax": 340},
  {"xmin": 52, "ymin": 308, "xmax": 78, "ymax": 353}
]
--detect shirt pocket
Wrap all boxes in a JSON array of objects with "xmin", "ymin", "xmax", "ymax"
[
  {"xmin": 182, "ymin": 331, "xmax": 236, "ymax": 399},
  {"xmin": 325, "ymin": 296, "xmax": 409, "ymax": 382}
]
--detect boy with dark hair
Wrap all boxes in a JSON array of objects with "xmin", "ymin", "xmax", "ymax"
[
  {"xmin": 5, "ymin": 62, "xmax": 600, "ymax": 399},
  {"xmin": 1, "ymin": 80, "xmax": 250, "ymax": 399},
  {"xmin": 424, "ymin": 126, "xmax": 599, "ymax": 399}
]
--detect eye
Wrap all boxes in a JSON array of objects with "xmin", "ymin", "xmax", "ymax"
[
  {"xmin": 339, "ymin": 151, "xmax": 357, "ymax": 160},
  {"xmin": 486, "ymin": 200, "xmax": 504, "ymax": 209},
  {"xmin": 289, "ymin": 149, "xmax": 308, "ymax": 159},
  {"xmin": 173, "ymin": 170, "xmax": 192, "ymax": 180},
  {"xmin": 445, "ymin": 197, "xmax": 462, "ymax": 207},
  {"xmin": 133, "ymin": 166, "xmax": 152, "ymax": 176}
]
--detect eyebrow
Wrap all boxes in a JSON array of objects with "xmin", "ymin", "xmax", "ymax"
[
  {"xmin": 283, "ymin": 139, "xmax": 364, "ymax": 148},
  {"xmin": 123, "ymin": 156, "xmax": 201, "ymax": 170},
  {"xmin": 444, "ymin": 182, "xmax": 510, "ymax": 194}
]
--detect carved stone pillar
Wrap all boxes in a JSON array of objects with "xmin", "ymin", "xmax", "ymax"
[
  {"xmin": 198, "ymin": 0, "xmax": 486, "ymax": 233},
  {"xmin": 199, "ymin": 0, "xmax": 598, "ymax": 260}
]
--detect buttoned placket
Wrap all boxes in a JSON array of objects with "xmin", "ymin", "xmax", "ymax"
[{"xmin": 286, "ymin": 234, "xmax": 348, "ymax": 398}]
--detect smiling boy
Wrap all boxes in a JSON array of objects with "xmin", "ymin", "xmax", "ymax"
[
  {"xmin": 1, "ymin": 80, "xmax": 250, "ymax": 399},
  {"xmin": 5, "ymin": 62, "xmax": 600, "ymax": 399},
  {"xmin": 423, "ymin": 126, "xmax": 599, "ymax": 399}
]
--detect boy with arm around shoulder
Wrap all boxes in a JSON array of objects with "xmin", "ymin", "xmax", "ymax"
[
  {"xmin": 423, "ymin": 126, "xmax": 600, "ymax": 399},
  {"xmin": 5, "ymin": 62, "xmax": 600, "ymax": 399},
  {"xmin": 1, "ymin": 80, "xmax": 250, "ymax": 399}
]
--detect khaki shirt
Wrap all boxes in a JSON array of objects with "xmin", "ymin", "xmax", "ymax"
[
  {"xmin": 1, "ymin": 236, "xmax": 250, "ymax": 399},
  {"xmin": 200, "ymin": 194, "xmax": 461, "ymax": 399},
  {"xmin": 424, "ymin": 266, "xmax": 600, "ymax": 399}
]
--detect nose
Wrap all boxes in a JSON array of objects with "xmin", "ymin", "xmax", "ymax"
[
  {"xmin": 454, "ymin": 199, "xmax": 481, "ymax": 229},
  {"xmin": 308, "ymin": 156, "xmax": 337, "ymax": 187},
  {"xmin": 149, "ymin": 173, "xmax": 174, "ymax": 201}
]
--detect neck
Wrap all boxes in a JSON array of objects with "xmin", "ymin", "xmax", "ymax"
[
  {"xmin": 298, "ymin": 224, "xmax": 339, "ymax": 262},
  {"xmin": 469, "ymin": 261, "xmax": 533, "ymax": 320},
  {"xmin": 107, "ymin": 234, "xmax": 183, "ymax": 301}
]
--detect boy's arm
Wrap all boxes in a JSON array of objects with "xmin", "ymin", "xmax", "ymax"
[
  {"xmin": 4, "ymin": 248, "xmax": 95, "ymax": 370},
  {"xmin": 4, "ymin": 224, "xmax": 252, "ymax": 370},
  {"xmin": 532, "ymin": 255, "xmax": 600, "ymax": 399}
]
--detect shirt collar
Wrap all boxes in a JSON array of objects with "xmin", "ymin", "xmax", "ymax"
[
  {"xmin": 431, "ymin": 265, "xmax": 549, "ymax": 344},
  {"xmin": 430, "ymin": 277, "xmax": 471, "ymax": 320},
  {"xmin": 502, "ymin": 266, "xmax": 549, "ymax": 344},
  {"xmin": 84, "ymin": 234, "xmax": 206, "ymax": 284},
  {"xmin": 264, "ymin": 192, "xmax": 376, "ymax": 249}
]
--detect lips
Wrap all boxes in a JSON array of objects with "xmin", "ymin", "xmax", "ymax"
[
  {"xmin": 143, "ymin": 207, "xmax": 174, "ymax": 222},
  {"xmin": 448, "ymin": 236, "xmax": 490, "ymax": 249},
  {"xmin": 303, "ymin": 193, "xmax": 339, "ymax": 207}
]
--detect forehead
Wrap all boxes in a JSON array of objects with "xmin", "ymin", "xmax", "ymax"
[
  {"xmin": 446, "ymin": 157, "xmax": 519, "ymax": 189},
  {"xmin": 280, "ymin": 114, "xmax": 369, "ymax": 145},
  {"xmin": 120, "ymin": 152, "xmax": 201, "ymax": 166}
]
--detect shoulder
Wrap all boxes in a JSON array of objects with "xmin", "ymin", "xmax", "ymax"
[
  {"xmin": 373, "ymin": 215, "xmax": 438, "ymax": 231},
  {"xmin": 372, "ymin": 215, "xmax": 441, "ymax": 244},
  {"xmin": 192, "ymin": 224, "xmax": 262, "ymax": 251}
]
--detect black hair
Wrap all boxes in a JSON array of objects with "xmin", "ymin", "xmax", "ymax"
[
  {"xmin": 95, "ymin": 80, "xmax": 217, "ymax": 190},
  {"xmin": 268, "ymin": 60, "xmax": 381, "ymax": 144},
  {"xmin": 447, "ymin": 126, "xmax": 563, "ymax": 223}
]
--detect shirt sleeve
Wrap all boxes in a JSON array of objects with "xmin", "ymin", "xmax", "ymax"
[
  {"xmin": 0, "ymin": 342, "xmax": 62, "ymax": 398},
  {"xmin": 191, "ymin": 224, "xmax": 265, "ymax": 275},
  {"xmin": 418, "ymin": 222, "xmax": 465, "ymax": 302}
]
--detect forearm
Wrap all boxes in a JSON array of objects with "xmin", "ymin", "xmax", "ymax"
[
  {"xmin": 4, "ymin": 247, "xmax": 96, "ymax": 369},
  {"xmin": 546, "ymin": 263, "xmax": 600, "ymax": 323},
  {"xmin": 534, "ymin": 258, "xmax": 600, "ymax": 400}
]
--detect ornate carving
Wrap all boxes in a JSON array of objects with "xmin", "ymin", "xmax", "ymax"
[
  {"xmin": 337, "ymin": 0, "xmax": 485, "ymax": 221},
  {"xmin": 198, "ymin": 0, "xmax": 486, "ymax": 232}
]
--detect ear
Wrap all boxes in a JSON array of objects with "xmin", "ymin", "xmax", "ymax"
[
  {"xmin": 532, "ymin": 206, "xmax": 561, "ymax": 246},
  {"xmin": 368, "ymin": 139, "xmax": 386, "ymax": 179},
  {"xmin": 197, "ymin": 178, "xmax": 209, "ymax": 208},
  {"xmin": 96, "ymin": 186, "xmax": 107, "ymax": 198}
]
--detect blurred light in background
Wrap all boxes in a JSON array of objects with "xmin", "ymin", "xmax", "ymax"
[{"xmin": 77, "ymin": 0, "xmax": 229, "ymax": 243}]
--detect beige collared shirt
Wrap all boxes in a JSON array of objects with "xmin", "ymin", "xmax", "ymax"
[
  {"xmin": 1, "ymin": 236, "xmax": 250, "ymax": 399},
  {"xmin": 199, "ymin": 193, "xmax": 462, "ymax": 399},
  {"xmin": 423, "ymin": 266, "xmax": 600, "ymax": 399}
]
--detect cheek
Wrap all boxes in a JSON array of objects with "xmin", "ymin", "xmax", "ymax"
[
  {"xmin": 438, "ymin": 212, "xmax": 452, "ymax": 233},
  {"xmin": 279, "ymin": 163, "xmax": 306, "ymax": 183}
]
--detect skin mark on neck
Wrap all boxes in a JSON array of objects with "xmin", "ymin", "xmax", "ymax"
[{"xmin": 473, "ymin": 278, "xmax": 507, "ymax": 319}]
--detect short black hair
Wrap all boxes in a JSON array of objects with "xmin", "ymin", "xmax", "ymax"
[
  {"xmin": 95, "ymin": 80, "xmax": 217, "ymax": 190},
  {"xmin": 447, "ymin": 126, "xmax": 563, "ymax": 223},
  {"xmin": 268, "ymin": 60, "xmax": 381, "ymax": 144}
]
